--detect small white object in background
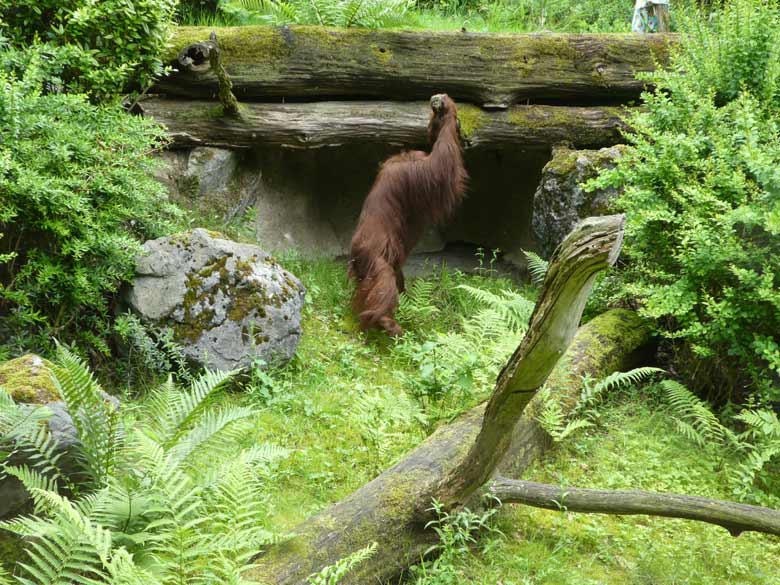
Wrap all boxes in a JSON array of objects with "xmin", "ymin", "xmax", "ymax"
[{"xmin": 632, "ymin": 0, "xmax": 671, "ymax": 33}]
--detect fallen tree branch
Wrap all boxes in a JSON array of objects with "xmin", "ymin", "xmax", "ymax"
[
  {"xmin": 140, "ymin": 99, "xmax": 626, "ymax": 150},
  {"xmin": 207, "ymin": 32, "xmax": 239, "ymax": 115},
  {"xmin": 489, "ymin": 477, "xmax": 780, "ymax": 537},
  {"xmin": 156, "ymin": 26, "xmax": 676, "ymax": 106},
  {"xmin": 246, "ymin": 215, "xmax": 627, "ymax": 584}
]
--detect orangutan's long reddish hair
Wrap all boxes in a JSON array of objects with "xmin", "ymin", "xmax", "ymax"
[{"xmin": 348, "ymin": 94, "xmax": 468, "ymax": 336}]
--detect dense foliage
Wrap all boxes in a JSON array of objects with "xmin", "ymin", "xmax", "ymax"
[
  {"xmin": 187, "ymin": 0, "xmax": 697, "ymax": 31},
  {"xmin": 0, "ymin": 0, "xmax": 177, "ymax": 97},
  {"xmin": 0, "ymin": 348, "xmax": 285, "ymax": 585},
  {"xmin": 589, "ymin": 0, "xmax": 780, "ymax": 401},
  {"xmin": 0, "ymin": 58, "xmax": 181, "ymax": 354},
  {"xmin": 219, "ymin": 0, "xmax": 415, "ymax": 28}
]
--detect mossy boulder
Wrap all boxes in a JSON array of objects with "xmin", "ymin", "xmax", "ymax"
[
  {"xmin": 125, "ymin": 228, "xmax": 305, "ymax": 371},
  {"xmin": 0, "ymin": 354, "xmax": 59, "ymax": 404},
  {"xmin": 532, "ymin": 145, "xmax": 626, "ymax": 257}
]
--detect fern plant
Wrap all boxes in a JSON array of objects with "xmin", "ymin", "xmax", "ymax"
[
  {"xmin": 306, "ymin": 542, "xmax": 378, "ymax": 585},
  {"xmin": 660, "ymin": 380, "xmax": 738, "ymax": 448},
  {"xmin": 0, "ymin": 390, "xmax": 71, "ymax": 495},
  {"xmin": 0, "ymin": 347, "xmax": 287, "ymax": 585},
  {"xmin": 522, "ymin": 249, "xmax": 549, "ymax": 286},
  {"xmin": 229, "ymin": 0, "xmax": 413, "ymax": 28},
  {"xmin": 660, "ymin": 380, "xmax": 780, "ymax": 506},
  {"xmin": 398, "ymin": 283, "xmax": 534, "ymax": 410},
  {"xmin": 537, "ymin": 367, "xmax": 664, "ymax": 442},
  {"xmin": 397, "ymin": 279, "xmax": 440, "ymax": 331}
]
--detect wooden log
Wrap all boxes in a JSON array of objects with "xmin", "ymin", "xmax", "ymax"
[
  {"xmin": 139, "ymin": 99, "xmax": 627, "ymax": 150},
  {"xmin": 435, "ymin": 215, "xmax": 625, "ymax": 506},
  {"xmin": 499, "ymin": 307, "xmax": 652, "ymax": 478},
  {"xmin": 155, "ymin": 26, "xmax": 677, "ymax": 106},
  {"xmin": 489, "ymin": 478, "xmax": 780, "ymax": 537},
  {"xmin": 246, "ymin": 215, "xmax": 628, "ymax": 584}
]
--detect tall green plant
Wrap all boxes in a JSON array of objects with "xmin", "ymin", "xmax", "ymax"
[
  {"xmin": 0, "ymin": 61, "xmax": 181, "ymax": 354},
  {"xmin": 588, "ymin": 0, "xmax": 780, "ymax": 401}
]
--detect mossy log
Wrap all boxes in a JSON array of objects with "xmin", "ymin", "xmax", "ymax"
[
  {"xmin": 246, "ymin": 215, "xmax": 628, "ymax": 584},
  {"xmin": 498, "ymin": 306, "xmax": 651, "ymax": 478},
  {"xmin": 139, "ymin": 99, "xmax": 627, "ymax": 150},
  {"xmin": 490, "ymin": 478, "xmax": 780, "ymax": 537},
  {"xmin": 156, "ymin": 26, "xmax": 676, "ymax": 106}
]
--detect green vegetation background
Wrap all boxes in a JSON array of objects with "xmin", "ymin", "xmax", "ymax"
[{"xmin": 1, "ymin": 0, "xmax": 779, "ymax": 583}]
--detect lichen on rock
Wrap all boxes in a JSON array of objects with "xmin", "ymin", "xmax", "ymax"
[{"xmin": 125, "ymin": 228, "xmax": 305, "ymax": 372}]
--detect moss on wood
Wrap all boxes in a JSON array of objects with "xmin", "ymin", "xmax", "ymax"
[{"xmin": 161, "ymin": 27, "xmax": 677, "ymax": 105}]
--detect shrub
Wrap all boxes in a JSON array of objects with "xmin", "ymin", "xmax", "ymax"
[
  {"xmin": 0, "ymin": 0, "xmax": 177, "ymax": 97},
  {"xmin": 0, "ymin": 55, "xmax": 182, "ymax": 354},
  {"xmin": 589, "ymin": 0, "xmax": 780, "ymax": 401}
]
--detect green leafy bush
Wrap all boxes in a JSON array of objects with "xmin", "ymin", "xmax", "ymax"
[
  {"xmin": 0, "ymin": 0, "xmax": 177, "ymax": 97},
  {"xmin": 589, "ymin": 0, "xmax": 780, "ymax": 401},
  {"xmin": 0, "ymin": 58, "xmax": 181, "ymax": 354}
]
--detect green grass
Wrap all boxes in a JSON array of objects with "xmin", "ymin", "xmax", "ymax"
[
  {"xmin": 202, "ymin": 254, "xmax": 777, "ymax": 582},
  {"xmin": 414, "ymin": 400, "xmax": 780, "ymax": 584}
]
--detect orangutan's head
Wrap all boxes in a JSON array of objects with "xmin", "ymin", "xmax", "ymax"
[{"xmin": 428, "ymin": 93, "xmax": 460, "ymax": 144}]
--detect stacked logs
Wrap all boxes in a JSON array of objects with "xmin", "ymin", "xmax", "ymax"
[{"xmin": 142, "ymin": 26, "xmax": 678, "ymax": 150}]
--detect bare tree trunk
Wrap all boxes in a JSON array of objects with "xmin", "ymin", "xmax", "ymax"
[
  {"xmin": 156, "ymin": 27, "xmax": 676, "ymax": 106},
  {"xmin": 489, "ymin": 478, "xmax": 780, "ymax": 537},
  {"xmin": 498, "ymin": 307, "xmax": 653, "ymax": 478},
  {"xmin": 246, "ymin": 215, "xmax": 627, "ymax": 584},
  {"xmin": 139, "ymin": 99, "xmax": 627, "ymax": 150}
]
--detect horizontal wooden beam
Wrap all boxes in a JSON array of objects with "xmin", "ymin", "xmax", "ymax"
[
  {"xmin": 154, "ymin": 26, "xmax": 676, "ymax": 107},
  {"xmin": 140, "ymin": 98, "xmax": 627, "ymax": 150}
]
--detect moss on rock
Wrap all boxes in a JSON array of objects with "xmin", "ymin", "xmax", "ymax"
[{"xmin": 0, "ymin": 354, "xmax": 59, "ymax": 404}]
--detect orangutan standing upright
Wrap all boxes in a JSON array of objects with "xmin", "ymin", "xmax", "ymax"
[{"xmin": 348, "ymin": 93, "xmax": 467, "ymax": 337}]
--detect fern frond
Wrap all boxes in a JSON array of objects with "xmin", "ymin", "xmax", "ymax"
[
  {"xmin": 735, "ymin": 409, "xmax": 780, "ymax": 440},
  {"xmin": 574, "ymin": 367, "xmax": 664, "ymax": 414},
  {"xmin": 2, "ymin": 465, "xmax": 60, "ymax": 511},
  {"xmin": 397, "ymin": 279, "xmax": 439, "ymax": 327},
  {"xmin": 106, "ymin": 549, "xmax": 163, "ymax": 585},
  {"xmin": 522, "ymin": 249, "xmax": 549, "ymax": 285},
  {"xmin": 0, "ymin": 565, "xmax": 13, "ymax": 585},
  {"xmin": 662, "ymin": 380, "xmax": 731, "ymax": 446},
  {"xmin": 51, "ymin": 344, "xmax": 121, "ymax": 487},
  {"xmin": 167, "ymin": 406, "xmax": 256, "ymax": 466},
  {"xmin": 457, "ymin": 285, "xmax": 534, "ymax": 333},
  {"xmin": 1, "ymin": 402, "xmax": 71, "ymax": 491},
  {"xmin": 306, "ymin": 542, "xmax": 378, "ymax": 585},
  {"xmin": 14, "ymin": 488, "xmax": 112, "ymax": 585}
]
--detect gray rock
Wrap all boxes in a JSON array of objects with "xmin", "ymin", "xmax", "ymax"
[
  {"xmin": 186, "ymin": 147, "xmax": 239, "ymax": 197},
  {"xmin": 153, "ymin": 148, "xmax": 256, "ymax": 224},
  {"xmin": 1, "ymin": 390, "xmax": 119, "ymax": 518},
  {"xmin": 532, "ymin": 145, "xmax": 626, "ymax": 257},
  {"xmin": 125, "ymin": 228, "xmax": 305, "ymax": 371}
]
